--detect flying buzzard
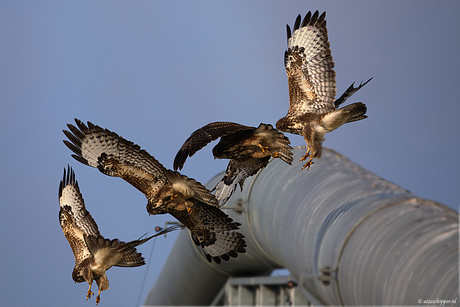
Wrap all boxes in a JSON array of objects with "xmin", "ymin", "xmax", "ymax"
[
  {"xmin": 276, "ymin": 11, "xmax": 372, "ymax": 169},
  {"xmin": 59, "ymin": 166, "xmax": 176, "ymax": 305},
  {"xmin": 63, "ymin": 119, "xmax": 246, "ymax": 263},
  {"xmin": 173, "ymin": 122, "xmax": 293, "ymax": 205}
]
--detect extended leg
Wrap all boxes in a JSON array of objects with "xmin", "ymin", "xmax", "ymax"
[
  {"xmin": 301, "ymin": 156, "xmax": 314, "ymax": 170},
  {"xmin": 300, "ymin": 147, "xmax": 310, "ymax": 162},
  {"xmin": 300, "ymin": 148, "xmax": 314, "ymax": 170},
  {"xmin": 96, "ymin": 288, "xmax": 102, "ymax": 305},
  {"xmin": 86, "ymin": 284, "xmax": 94, "ymax": 300}
]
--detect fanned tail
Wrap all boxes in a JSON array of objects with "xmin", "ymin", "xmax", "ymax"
[
  {"xmin": 342, "ymin": 102, "xmax": 368, "ymax": 123},
  {"xmin": 84, "ymin": 235, "xmax": 147, "ymax": 267},
  {"xmin": 83, "ymin": 226, "xmax": 178, "ymax": 268}
]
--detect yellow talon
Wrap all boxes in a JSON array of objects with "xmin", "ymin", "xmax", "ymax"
[
  {"xmin": 87, "ymin": 289, "xmax": 94, "ymax": 300},
  {"xmin": 302, "ymin": 159, "xmax": 314, "ymax": 170},
  {"xmin": 272, "ymin": 152, "xmax": 280, "ymax": 158},
  {"xmin": 300, "ymin": 148, "xmax": 311, "ymax": 162},
  {"xmin": 258, "ymin": 144, "xmax": 269, "ymax": 154},
  {"xmin": 170, "ymin": 194, "xmax": 177, "ymax": 201}
]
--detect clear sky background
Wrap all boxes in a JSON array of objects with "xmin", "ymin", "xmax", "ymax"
[{"xmin": 1, "ymin": 1, "xmax": 459, "ymax": 307}]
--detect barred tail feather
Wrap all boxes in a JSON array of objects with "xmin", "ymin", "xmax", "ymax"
[
  {"xmin": 343, "ymin": 102, "xmax": 368, "ymax": 124},
  {"xmin": 84, "ymin": 235, "xmax": 147, "ymax": 268}
]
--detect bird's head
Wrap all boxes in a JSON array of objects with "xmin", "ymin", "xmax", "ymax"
[
  {"xmin": 72, "ymin": 266, "xmax": 86, "ymax": 283},
  {"xmin": 276, "ymin": 117, "xmax": 289, "ymax": 131}
]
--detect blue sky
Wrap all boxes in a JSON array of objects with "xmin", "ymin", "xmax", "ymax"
[{"xmin": 1, "ymin": 1, "xmax": 459, "ymax": 306}]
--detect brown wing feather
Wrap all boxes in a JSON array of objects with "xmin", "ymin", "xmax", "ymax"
[
  {"xmin": 213, "ymin": 158, "xmax": 270, "ymax": 205},
  {"xmin": 285, "ymin": 11, "xmax": 336, "ymax": 116},
  {"xmin": 169, "ymin": 200, "xmax": 246, "ymax": 263},
  {"xmin": 173, "ymin": 122, "xmax": 254, "ymax": 170}
]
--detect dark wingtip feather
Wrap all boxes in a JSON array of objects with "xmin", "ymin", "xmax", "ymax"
[
  {"xmin": 293, "ymin": 14, "xmax": 301, "ymax": 31},
  {"xmin": 59, "ymin": 165, "xmax": 78, "ymax": 199},
  {"xmin": 71, "ymin": 154, "xmax": 90, "ymax": 166},
  {"xmin": 63, "ymin": 129, "xmax": 81, "ymax": 149},
  {"xmin": 173, "ymin": 149, "xmax": 186, "ymax": 171},
  {"xmin": 310, "ymin": 10, "xmax": 319, "ymax": 24},
  {"xmin": 63, "ymin": 140, "xmax": 81, "ymax": 157},
  {"xmin": 318, "ymin": 11, "xmax": 326, "ymax": 23},
  {"xmin": 286, "ymin": 24, "xmax": 291, "ymax": 41},
  {"xmin": 301, "ymin": 11, "xmax": 312, "ymax": 27},
  {"xmin": 66, "ymin": 124, "xmax": 85, "ymax": 143}
]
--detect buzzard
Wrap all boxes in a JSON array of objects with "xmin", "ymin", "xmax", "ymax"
[
  {"xmin": 59, "ymin": 166, "xmax": 176, "ymax": 305},
  {"xmin": 63, "ymin": 119, "xmax": 246, "ymax": 263},
  {"xmin": 276, "ymin": 11, "xmax": 372, "ymax": 169},
  {"xmin": 173, "ymin": 122, "xmax": 293, "ymax": 205}
]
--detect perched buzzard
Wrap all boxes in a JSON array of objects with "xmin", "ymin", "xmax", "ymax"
[
  {"xmin": 63, "ymin": 119, "xmax": 246, "ymax": 263},
  {"xmin": 173, "ymin": 122, "xmax": 293, "ymax": 205},
  {"xmin": 59, "ymin": 166, "xmax": 176, "ymax": 305},
  {"xmin": 276, "ymin": 11, "xmax": 372, "ymax": 169}
]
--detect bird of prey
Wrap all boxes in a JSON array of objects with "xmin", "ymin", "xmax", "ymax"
[
  {"xmin": 59, "ymin": 166, "xmax": 176, "ymax": 305},
  {"xmin": 173, "ymin": 122, "xmax": 293, "ymax": 205},
  {"xmin": 276, "ymin": 11, "xmax": 372, "ymax": 169},
  {"xmin": 63, "ymin": 119, "xmax": 246, "ymax": 263}
]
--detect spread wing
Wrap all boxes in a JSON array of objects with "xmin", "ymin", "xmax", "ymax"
[
  {"xmin": 63, "ymin": 119, "xmax": 217, "ymax": 207},
  {"xmin": 173, "ymin": 122, "xmax": 254, "ymax": 171},
  {"xmin": 59, "ymin": 166, "xmax": 100, "ymax": 263},
  {"xmin": 63, "ymin": 119, "xmax": 168, "ymax": 200},
  {"xmin": 285, "ymin": 11, "xmax": 336, "ymax": 116}
]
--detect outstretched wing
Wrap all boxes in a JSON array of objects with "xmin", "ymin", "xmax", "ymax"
[
  {"xmin": 59, "ymin": 166, "xmax": 100, "ymax": 262},
  {"xmin": 169, "ymin": 200, "xmax": 246, "ymax": 263},
  {"xmin": 63, "ymin": 119, "xmax": 218, "ymax": 208},
  {"xmin": 285, "ymin": 11, "xmax": 336, "ymax": 116},
  {"xmin": 213, "ymin": 158, "xmax": 270, "ymax": 206},
  {"xmin": 63, "ymin": 119, "xmax": 169, "ymax": 202},
  {"xmin": 173, "ymin": 122, "xmax": 254, "ymax": 171}
]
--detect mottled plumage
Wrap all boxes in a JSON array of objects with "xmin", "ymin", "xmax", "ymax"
[
  {"xmin": 63, "ymin": 119, "xmax": 246, "ymax": 263},
  {"xmin": 173, "ymin": 122, "xmax": 293, "ymax": 205},
  {"xmin": 59, "ymin": 166, "xmax": 175, "ymax": 305},
  {"xmin": 276, "ymin": 11, "xmax": 371, "ymax": 169}
]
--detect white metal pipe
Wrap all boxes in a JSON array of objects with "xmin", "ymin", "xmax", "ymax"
[{"xmin": 145, "ymin": 147, "xmax": 458, "ymax": 306}]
